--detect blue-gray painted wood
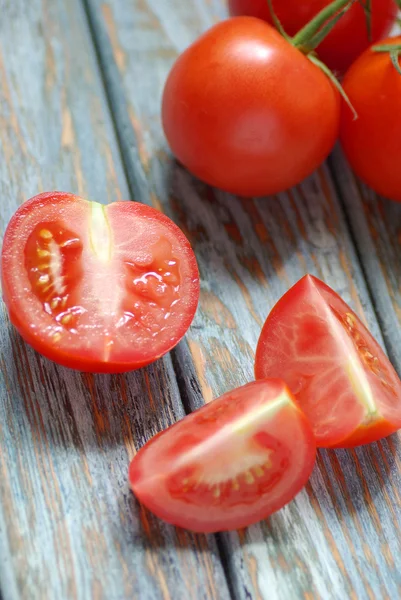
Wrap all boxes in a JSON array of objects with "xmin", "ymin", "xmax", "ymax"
[
  {"xmin": 84, "ymin": 0, "xmax": 401, "ymax": 598},
  {"xmin": 330, "ymin": 147, "xmax": 401, "ymax": 370},
  {"xmin": 0, "ymin": 1, "xmax": 230, "ymax": 599}
]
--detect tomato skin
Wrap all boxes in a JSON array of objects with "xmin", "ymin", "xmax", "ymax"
[
  {"xmin": 1, "ymin": 192, "xmax": 200, "ymax": 373},
  {"xmin": 340, "ymin": 37, "xmax": 401, "ymax": 203},
  {"xmin": 162, "ymin": 17, "xmax": 340, "ymax": 198},
  {"xmin": 255, "ymin": 275, "xmax": 401, "ymax": 448},
  {"xmin": 228, "ymin": 0, "xmax": 398, "ymax": 74},
  {"xmin": 129, "ymin": 380, "xmax": 316, "ymax": 533}
]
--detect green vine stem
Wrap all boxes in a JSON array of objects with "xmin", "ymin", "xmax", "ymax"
[
  {"xmin": 267, "ymin": 0, "xmax": 358, "ymax": 115},
  {"xmin": 292, "ymin": 0, "xmax": 356, "ymax": 48},
  {"xmin": 302, "ymin": 2, "xmax": 355, "ymax": 52},
  {"xmin": 308, "ymin": 54, "xmax": 358, "ymax": 118},
  {"xmin": 266, "ymin": 0, "xmax": 291, "ymax": 41},
  {"xmin": 373, "ymin": 42, "xmax": 401, "ymax": 76},
  {"xmin": 361, "ymin": 0, "xmax": 372, "ymax": 42}
]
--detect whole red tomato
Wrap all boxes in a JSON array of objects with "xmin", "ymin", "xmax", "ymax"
[
  {"xmin": 228, "ymin": 0, "xmax": 398, "ymax": 73},
  {"xmin": 340, "ymin": 37, "xmax": 401, "ymax": 202},
  {"xmin": 162, "ymin": 17, "xmax": 340, "ymax": 197}
]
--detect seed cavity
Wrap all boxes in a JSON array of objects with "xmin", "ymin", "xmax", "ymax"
[
  {"xmin": 212, "ymin": 486, "xmax": 221, "ymax": 498},
  {"xmin": 253, "ymin": 466, "xmax": 265, "ymax": 478},
  {"xmin": 25, "ymin": 223, "xmax": 83, "ymax": 331},
  {"xmin": 60, "ymin": 314, "xmax": 72, "ymax": 325},
  {"xmin": 37, "ymin": 249, "xmax": 50, "ymax": 258},
  {"xmin": 245, "ymin": 471, "xmax": 255, "ymax": 485}
]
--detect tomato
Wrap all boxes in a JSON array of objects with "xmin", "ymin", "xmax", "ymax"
[
  {"xmin": 255, "ymin": 275, "xmax": 401, "ymax": 448},
  {"xmin": 129, "ymin": 379, "xmax": 316, "ymax": 532},
  {"xmin": 340, "ymin": 37, "xmax": 401, "ymax": 202},
  {"xmin": 228, "ymin": 0, "xmax": 398, "ymax": 74},
  {"xmin": 162, "ymin": 17, "xmax": 340, "ymax": 198},
  {"xmin": 1, "ymin": 192, "xmax": 199, "ymax": 373}
]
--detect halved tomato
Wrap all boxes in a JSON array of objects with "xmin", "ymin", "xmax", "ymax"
[
  {"xmin": 255, "ymin": 275, "xmax": 401, "ymax": 448},
  {"xmin": 1, "ymin": 192, "xmax": 199, "ymax": 373},
  {"xmin": 129, "ymin": 379, "xmax": 316, "ymax": 533}
]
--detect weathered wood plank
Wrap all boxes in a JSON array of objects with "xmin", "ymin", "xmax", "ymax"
[
  {"xmin": 330, "ymin": 147, "xmax": 401, "ymax": 370},
  {"xmin": 0, "ymin": 1, "xmax": 230, "ymax": 599},
  {"xmin": 85, "ymin": 0, "xmax": 401, "ymax": 598}
]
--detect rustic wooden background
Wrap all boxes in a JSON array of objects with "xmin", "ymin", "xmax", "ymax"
[{"xmin": 1, "ymin": 1, "xmax": 401, "ymax": 598}]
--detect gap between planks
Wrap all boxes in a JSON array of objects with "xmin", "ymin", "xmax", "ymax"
[
  {"xmin": 79, "ymin": 2, "xmax": 401, "ymax": 599},
  {"xmin": 79, "ymin": 0, "xmax": 238, "ymax": 597},
  {"xmin": 328, "ymin": 150, "xmax": 401, "ymax": 374}
]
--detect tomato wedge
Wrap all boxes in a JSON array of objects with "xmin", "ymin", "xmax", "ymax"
[
  {"xmin": 255, "ymin": 275, "xmax": 401, "ymax": 448},
  {"xmin": 1, "ymin": 192, "xmax": 199, "ymax": 373},
  {"xmin": 129, "ymin": 380, "xmax": 316, "ymax": 533}
]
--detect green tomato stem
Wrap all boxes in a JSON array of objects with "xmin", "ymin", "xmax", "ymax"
[
  {"xmin": 292, "ymin": 0, "xmax": 356, "ymax": 48},
  {"xmin": 266, "ymin": 0, "xmax": 291, "ymax": 41},
  {"xmin": 301, "ymin": 2, "xmax": 355, "ymax": 53},
  {"xmin": 308, "ymin": 54, "xmax": 358, "ymax": 119},
  {"xmin": 373, "ymin": 43, "xmax": 401, "ymax": 53},
  {"xmin": 373, "ymin": 43, "xmax": 401, "ymax": 75},
  {"xmin": 390, "ymin": 50, "xmax": 401, "ymax": 76},
  {"xmin": 359, "ymin": 0, "xmax": 372, "ymax": 41}
]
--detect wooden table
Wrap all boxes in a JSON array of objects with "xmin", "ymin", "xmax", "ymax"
[{"xmin": 1, "ymin": 1, "xmax": 401, "ymax": 598}]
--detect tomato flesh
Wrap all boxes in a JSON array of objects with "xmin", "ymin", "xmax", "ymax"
[
  {"xmin": 162, "ymin": 17, "xmax": 340, "ymax": 197},
  {"xmin": 340, "ymin": 37, "xmax": 401, "ymax": 203},
  {"xmin": 129, "ymin": 380, "xmax": 316, "ymax": 532},
  {"xmin": 228, "ymin": 0, "xmax": 398, "ymax": 74},
  {"xmin": 255, "ymin": 275, "xmax": 401, "ymax": 448},
  {"xmin": 1, "ymin": 192, "xmax": 199, "ymax": 372}
]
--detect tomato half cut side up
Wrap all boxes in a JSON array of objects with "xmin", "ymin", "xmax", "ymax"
[
  {"xmin": 255, "ymin": 275, "xmax": 401, "ymax": 448},
  {"xmin": 1, "ymin": 192, "xmax": 200, "ymax": 373},
  {"xmin": 129, "ymin": 380, "xmax": 316, "ymax": 533}
]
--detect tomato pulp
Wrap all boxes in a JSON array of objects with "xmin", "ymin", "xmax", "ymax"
[
  {"xmin": 340, "ymin": 37, "xmax": 401, "ymax": 203},
  {"xmin": 228, "ymin": 0, "xmax": 398, "ymax": 74},
  {"xmin": 129, "ymin": 379, "xmax": 316, "ymax": 533},
  {"xmin": 1, "ymin": 192, "xmax": 200, "ymax": 372},
  {"xmin": 255, "ymin": 276, "xmax": 401, "ymax": 448},
  {"xmin": 162, "ymin": 17, "xmax": 340, "ymax": 198}
]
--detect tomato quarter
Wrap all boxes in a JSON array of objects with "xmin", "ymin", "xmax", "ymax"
[
  {"xmin": 255, "ymin": 275, "xmax": 401, "ymax": 448},
  {"xmin": 129, "ymin": 379, "xmax": 316, "ymax": 533},
  {"xmin": 340, "ymin": 37, "xmax": 401, "ymax": 203},
  {"xmin": 1, "ymin": 192, "xmax": 199, "ymax": 373},
  {"xmin": 228, "ymin": 0, "xmax": 398, "ymax": 74},
  {"xmin": 162, "ymin": 17, "xmax": 340, "ymax": 198}
]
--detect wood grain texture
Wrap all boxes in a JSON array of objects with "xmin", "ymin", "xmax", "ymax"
[
  {"xmin": 329, "ymin": 148, "xmax": 401, "ymax": 370},
  {"xmin": 84, "ymin": 0, "xmax": 401, "ymax": 598},
  {"xmin": 0, "ymin": 1, "xmax": 230, "ymax": 599}
]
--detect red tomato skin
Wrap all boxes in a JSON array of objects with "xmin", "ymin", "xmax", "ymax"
[
  {"xmin": 1, "ymin": 192, "xmax": 200, "ymax": 373},
  {"xmin": 162, "ymin": 17, "xmax": 340, "ymax": 198},
  {"xmin": 228, "ymin": 0, "xmax": 398, "ymax": 74},
  {"xmin": 329, "ymin": 419, "xmax": 398, "ymax": 449},
  {"xmin": 129, "ymin": 380, "xmax": 316, "ymax": 533},
  {"xmin": 340, "ymin": 37, "xmax": 401, "ymax": 203},
  {"xmin": 255, "ymin": 275, "xmax": 401, "ymax": 448}
]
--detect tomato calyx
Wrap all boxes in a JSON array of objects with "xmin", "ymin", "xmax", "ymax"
[
  {"xmin": 373, "ymin": 41, "xmax": 401, "ymax": 75},
  {"xmin": 267, "ymin": 0, "xmax": 358, "ymax": 117}
]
